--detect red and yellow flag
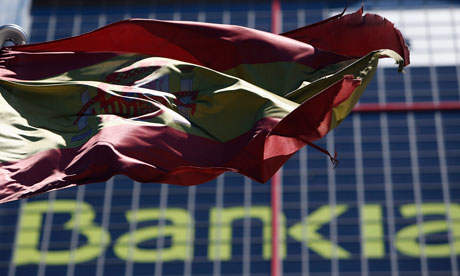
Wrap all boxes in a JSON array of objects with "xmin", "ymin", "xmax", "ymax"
[{"xmin": 0, "ymin": 8, "xmax": 409, "ymax": 203}]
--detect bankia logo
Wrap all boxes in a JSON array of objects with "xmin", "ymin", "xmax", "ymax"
[{"xmin": 12, "ymin": 200, "xmax": 460, "ymax": 265}]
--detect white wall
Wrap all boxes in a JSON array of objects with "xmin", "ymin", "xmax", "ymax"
[
  {"xmin": 0, "ymin": 0, "xmax": 31, "ymax": 33},
  {"xmin": 332, "ymin": 4, "xmax": 460, "ymax": 67}
]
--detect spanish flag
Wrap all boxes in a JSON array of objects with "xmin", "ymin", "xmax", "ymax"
[{"xmin": 0, "ymin": 8, "xmax": 409, "ymax": 203}]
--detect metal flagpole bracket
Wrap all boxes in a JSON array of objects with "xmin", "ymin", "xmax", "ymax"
[{"xmin": 0, "ymin": 24, "xmax": 29, "ymax": 47}]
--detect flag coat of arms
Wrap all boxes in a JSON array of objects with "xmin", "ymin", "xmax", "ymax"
[{"xmin": 0, "ymin": 8, "xmax": 409, "ymax": 203}]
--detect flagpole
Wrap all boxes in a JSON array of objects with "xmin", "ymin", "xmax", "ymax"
[
  {"xmin": 0, "ymin": 24, "xmax": 28, "ymax": 47},
  {"xmin": 271, "ymin": 0, "xmax": 281, "ymax": 34},
  {"xmin": 270, "ymin": 1, "xmax": 281, "ymax": 276}
]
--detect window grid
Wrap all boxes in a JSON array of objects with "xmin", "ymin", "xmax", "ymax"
[
  {"xmin": 212, "ymin": 175, "xmax": 224, "ymax": 276},
  {"xmin": 404, "ymin": 68, "xmax": 430, "ymax": 275},
  {"xmin": 299, "ymin": 147, "xmax": 309, "ymax": 276},
  {"xmin": 1, "ymin": 2, "xmax": 460, "ymax": 276},
  {"xmin": 430, "ymin": 55, "xmax": 459, "ymax": 275},
  {"xmin": 353, "ymin": 114, "xmax": 368, "ymax": 276},
  {"xmin": 94, "ymin": 178, "xmax": 114, "ymax": 276},
  {"xmin": 65, "ymin": 186, "xmax": 86, "ymax": 276},
  {"xmin": 123, "ymin": 181, "xmax": 141, "ymax": 276},
  {"xmin": 7, "ymin": 199, "xmax": 27, "ymax": 276},
  {"xmin": 377, "ymin": 66, "xmax": 400, "ymax": 276},
  {"xmin": 154, "ymin": 184, "xmax": 170, "ymax": 276},
  {"xmin": 327, "ymin": 133, "xmax": 340, "ymax": 276},
  {"xmin": 242, "ymin": 176, "xmax": 252, "ymax": 276},
  {"xmin": 183, "ymin": 184, "xmax": 196, "ymax": 276},
  {"xmin": 36, "ymin": 192, "xmax": 58, "ymax": 276}
]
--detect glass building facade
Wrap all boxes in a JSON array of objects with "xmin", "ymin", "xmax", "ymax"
[{"xmin": 1, "ymin": 1, "xmax": 459, "ymax": 275}]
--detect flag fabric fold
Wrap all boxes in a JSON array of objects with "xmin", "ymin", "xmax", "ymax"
[{"xmin": 0, "ymin": 8, "xmax": 409, "ymax": 203}]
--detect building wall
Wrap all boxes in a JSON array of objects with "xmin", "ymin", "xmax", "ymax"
[{"xmin": 1, "ymin": 1, "xmax": 459, "ymax": 275}]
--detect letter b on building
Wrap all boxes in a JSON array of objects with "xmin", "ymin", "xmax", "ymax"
[{"xmin": 14, "ymin": 200, "xmax": 110, "ymax": 265}]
